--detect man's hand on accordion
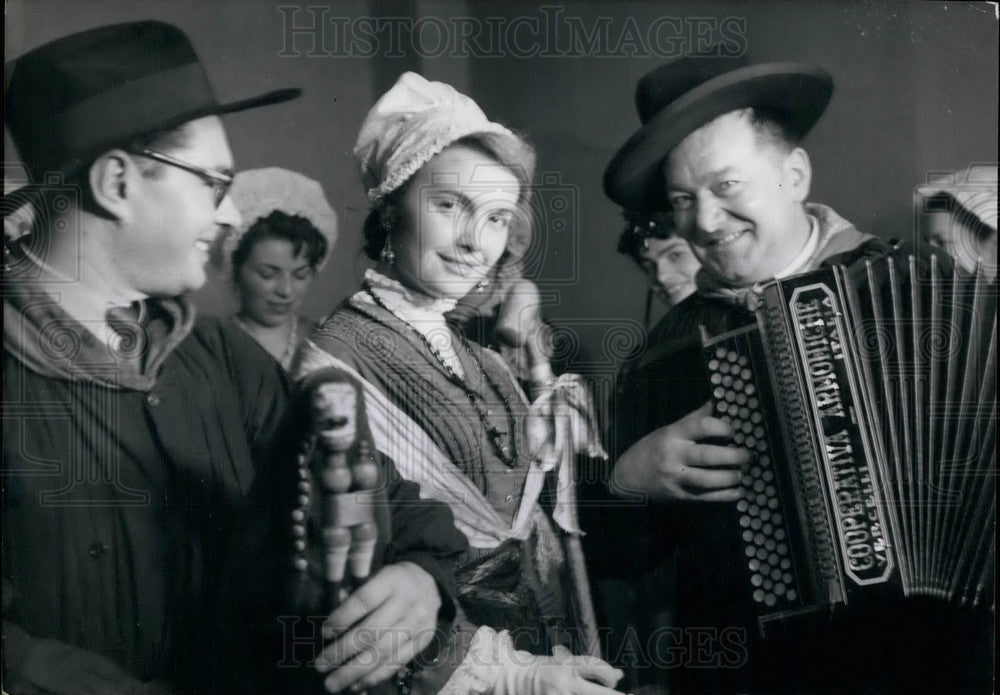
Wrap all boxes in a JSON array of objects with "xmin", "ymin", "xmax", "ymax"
[
  {"xmin": 313, "ymin": 560, "xmax": 442, "ymax": 693},
  {"xmin": 610, "ymin": 402, "xmax": 750, "ymax": 502}
]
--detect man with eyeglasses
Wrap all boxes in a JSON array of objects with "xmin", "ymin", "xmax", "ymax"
[{"xmin": 3, "ymin": 21, "xmax": 466, "ymax": 694}]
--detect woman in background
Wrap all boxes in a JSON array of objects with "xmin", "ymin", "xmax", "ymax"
[
  {"xmin": 297, "ymin": 72, "xmax": 622, "ymax": 695},
  {"xmin": 221, "ymin": 167, "xmax": 337, "ymax": 369}
]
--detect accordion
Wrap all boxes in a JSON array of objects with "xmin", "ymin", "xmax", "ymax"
[{"xmin": 701, "ymin": 254, "xmax": 996, "ymax": 635}]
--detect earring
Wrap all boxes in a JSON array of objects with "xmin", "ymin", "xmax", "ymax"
[
  {"xmin": 475, "ymin": 277, "xmax": 490, "ymax": 293},
  {"xmin": 380, "ymin": 235, "xmax": 396, "ymax": 265}
]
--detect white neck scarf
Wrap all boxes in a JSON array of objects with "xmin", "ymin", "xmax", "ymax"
[{"xmin": 355, "ymin": 268, "xmax": 465, "ymax": 377}]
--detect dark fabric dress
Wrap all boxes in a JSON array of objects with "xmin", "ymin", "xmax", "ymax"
[{"xmin": 299, "ymin": 295, "xmax": 586, "ymax": 690}]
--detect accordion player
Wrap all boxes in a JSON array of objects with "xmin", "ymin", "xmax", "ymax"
[{"xmin": 621, "ymin": 250, "xmax": 995, "ymax": 694}]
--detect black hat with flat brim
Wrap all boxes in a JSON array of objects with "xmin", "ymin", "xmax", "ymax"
[
  {"xmin": 603, "ymin": 55, "xmax": 833, "ymax": 212},
  {"xmin": 4, "ymin": 20, "xmax": 300, "ymax": 203}
]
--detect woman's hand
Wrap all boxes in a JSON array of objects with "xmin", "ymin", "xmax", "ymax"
[
  {"xmin": 314, "ymin": 561, "xmax": 443, "ymax": 693},
  {"xmin": 496, "ymin": 644, "xmax": 626, "ymax": 695},
  {"xmin": 610, "ymin": 401, "xmax": 750, "ymax": 502}
]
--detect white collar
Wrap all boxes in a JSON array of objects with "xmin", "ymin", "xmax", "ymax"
[
  {"xmin": 359, "ymin": 268, "xmax": 458, "ymax": 315},
  {"xmin": 356, "ymin": 269, "xmax": 464, "ymax": 376},
  {"xmin": 774, "ymin": 214, "xmax": 820, "ymax": 279}
]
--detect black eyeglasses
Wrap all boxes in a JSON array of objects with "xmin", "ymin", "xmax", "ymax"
[{"xmin": 132, "ymin": 149, "xmax": 234, "ymax": 208}]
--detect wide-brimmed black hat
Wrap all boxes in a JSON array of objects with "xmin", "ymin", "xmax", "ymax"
[
  {"xmin": 603, "ymin": 54, "xmax": 833, "ymax": 211},
  {"xmin": 4, "ymin": 21, "xmax": 300, "ymax": 201}
]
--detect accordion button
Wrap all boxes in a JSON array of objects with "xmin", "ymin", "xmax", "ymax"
[
  {"xmin": 708, "ymin": 359, "xmax": 720, "ymax": 371},
  {"xmin": 783, "ymin": 573, "xmax": 794, "ymax": 584},
  {"xmin": 736, "ymin": 393, "xmax": 748, "ymax": 405},
  {"xmin": 764, "ymin": 594, "xmax": 777, "ymax": 607},
  {"xmin": 294, "ymin": 539, "xmax": 306, "ymax": 552},
  {"xmin": 737, "ymin": 355, "xmax": 749, "ymax": 367},
  {"xmin": 765, "ymin": 540, "xmax": 777, "ymax": 553},
  {"xmin": 741, "ymin": 368, "xmax": 752, "ymax": 379},
  {"xmin": 291, "ymin": 509, "xmax": 305, "ymax": 522},
  {"xmin": 294, "ymin": 557, "xmax": 308, "ymax": 572},
  {"xmin": 776, "ymin": 543, "xmax": 788, "ymax": 555},
  {"xmin": 742, "ymin": 530, "xmax": 754, "ymax": 543},
  {"xmin": 754, "ymin": 533, "xmax": 765, "ymax": 545},
  {"xmin": 753, "ymin": 589, "xmax": 765, "ymax": 603},
  {"xmin": 751, "ymin": 412, "xmax": 762, "ymax": 424},
  {"xmin": 786, "ymin": 590, "xmax": 798, "ymax": 601},
  {"xmin": 744, "ymin": 546, "xmax": 756, "ymax": 558},
  {"xmin": 711, "ymin": 373, "xmax": 722, "ymax": 385},
  {"xmin": 733, "ymin": 379, "xmax": 744, "ymax": 391},
  {"xmin": 756, "ymin": 548, "xmax": 768, "ymax": 560},
  {"xmin": 774, "ymin": 583, "xmax": 786, "ymax": 596},
  {"xmin": 739, "ymin": 516, "xmax": 751, "ymax": 528},
  {"xmin": 746, "ymin": 384, "xmax": 756, "ymax": 396},
  {"xmin": 714, "ymin": 386, "xmax": 726, "ymax": 399},
  {"xmin": 780, "ymin": 559, "xmax": 791, "ymax": 570},
  {"xmin": 293, "ymin": 525, "xmax": 306, "ymax": 538},
  {"xmin": 774, "ymin": 528, "xmax": 786, "ymax": 540},
  {"xmin": 763, "ymin": 578, "xmax": 773, "ymax": 590},
  {"xmin": 751, "ymin": 574, "xmax": 764, "ymax": 587},
  {"xmin": 715, "ymin": 347, "xmax": 727, "ymax": 359},
  {"xmin": 771, "ymin": 568, "xmax": 783, "ymax": 581},
  {"xmin": 723, "ymin": 375, "xmax": 733, "ymax": 387},
  {"xmin": 737, "ymin": 500, "xmax": 748, "ymax": 512},
  {"xmin": 727, "ymin": 351, "xmax": 738, "ymax": 362}
]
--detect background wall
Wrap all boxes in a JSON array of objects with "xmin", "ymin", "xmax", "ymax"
[{"xmin": 6, "ymin": 0, "xmax": 998, "ymax": 376}]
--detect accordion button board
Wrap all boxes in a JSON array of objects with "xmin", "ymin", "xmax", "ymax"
[
  {"xmin": 710, "ymin": 346, "xmax": 803, "ymax": 612},
  {"xmin": 701, "ymin": 256, "xmax": 996, "ymax": 636}
]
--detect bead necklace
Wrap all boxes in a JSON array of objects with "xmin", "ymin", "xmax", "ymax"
[{"xmin": 363, "ymin": 286, "xmax": 519, "ymax": 467}]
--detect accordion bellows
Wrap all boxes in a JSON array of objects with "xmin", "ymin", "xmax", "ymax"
[{"xmin": 702, "ymin": 254, "xmax": 996, "ymax": 634}]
